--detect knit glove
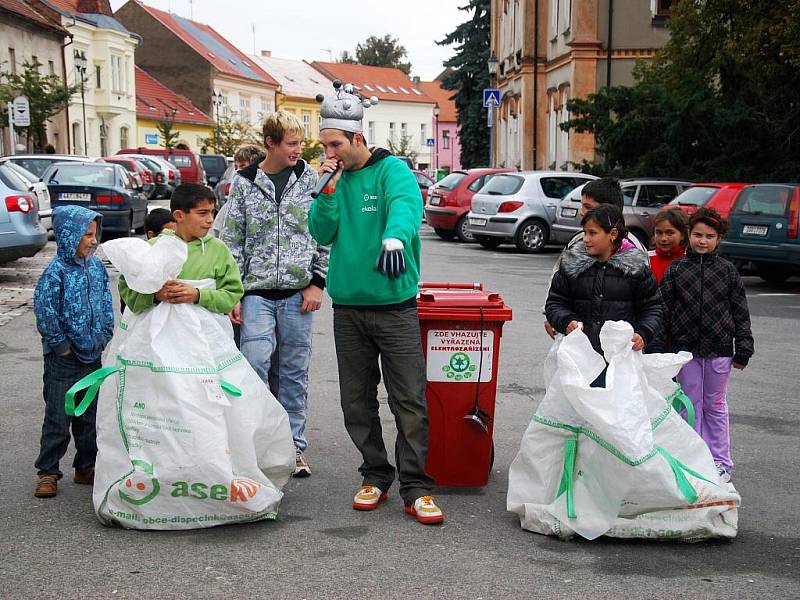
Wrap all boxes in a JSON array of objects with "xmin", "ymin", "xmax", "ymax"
[{"xmin": 375, "ymin": 238, "xmax": 406, "ymax": 280}]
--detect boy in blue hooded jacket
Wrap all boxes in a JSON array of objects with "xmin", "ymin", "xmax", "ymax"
[{"xmin": 32, "ymin": 205, "xmax": 114, "ymax": 498}]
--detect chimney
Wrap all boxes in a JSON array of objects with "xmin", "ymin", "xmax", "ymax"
[
  {"xmin": 260, "ymin": 50, "xmax": 272, "ymax": 57},
  {"xmin": 412, "ymin": 76, "xmax": 421, "ymax": 86},
  {"xmin": 77, "ymin": 0, "xmax": 113, "ymax": 15}
]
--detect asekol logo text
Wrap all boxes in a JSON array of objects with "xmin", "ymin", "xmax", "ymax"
[{"xmin": 170, "ymin": 477, "xmax": 261, "ymax": 503}]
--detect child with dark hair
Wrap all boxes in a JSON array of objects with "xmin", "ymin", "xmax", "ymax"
[
  {"xmin": 659, "ymin": 207, "xmax": 753, "ymax": 482},
  {"xmin": 119, "ymin": 183, "xmax": 243, "ymax": 315},
  {"xmin": 543, "ymin": 178, "xmax": 649, "ymax": 338},
  {"xmin": 546, "ymin": 205, "xmax": 663, "ymax": 383},
  {"xmin": 649, "ymin": 207, "xmax": 689, "ymax": 283},
  {"xmin": 144, "ymin": 208, "xmax": 176, "ymax": 240}
]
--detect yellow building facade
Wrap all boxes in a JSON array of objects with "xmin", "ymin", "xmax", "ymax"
[{"xmin": 135, "ymin": 119, "xmax": 215, "ymax": 154}]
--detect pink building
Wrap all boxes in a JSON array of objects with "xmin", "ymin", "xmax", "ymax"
[{"xmin": 419, "ymin": 80, "xmax": 462, "ymax": 174}]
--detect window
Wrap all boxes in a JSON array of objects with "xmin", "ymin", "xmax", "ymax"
[
  {"xmin": 99, "ymin": 123, "xmax": 108, "ymax": 156},
  {"xmin": 549, "ymin": 0, "xmax": 558, "ymax": 38},
  {"xmin": 420, "ymin": 123, "xmax": 426, "ymax": 146},
  {"xmin": 120, "ymin": 126, "xmax": 129, "ymax": 149},
  {"xmin": 442, "ymin": 130, "xmax": 450, "ymax": 150},
  {"xmin": 32, "ymin": 55, "xmax": 39, "ymax": 72},
  {"xmin": 261, "ymin": 97, "xmax": 271, "ymax": 115},
  {"xmin": 111, "ymin": 55, "xmax": 123, "ymax": 92},
  {"xmin": 125, "ymin": 56, "xmax": 131, "ymax": 92},
  {"xmin": 467, "ymin": 176, "xmax": 485, "ymax": 193},
  {"xmin": 401, "ymin": 122, "xmax": 407, "ymax": 139},
  {"xmin": 622, "ymin": 186, "xmax": 636, "ymax": 206},
  {"xmin": 302, "ymin": 112, "xmax": 310, "ymax": 137},
  {"xmin": 389, "ymin": 122, "xmax": 396, "ymax": 140},
  {"xmin": 638, "ymin": 185, "xmax": 680, "ymax": 207},
  {"xmin": 539, "ymin": 176, "xmax": 579, "ymax": 199},
  {"xmin": 733, "ymin": 185, "xmax": 793, "ymax": 216},
  {"xmin": 560, "ymin": 0, "xmax": 572, "ymax": 33},
  {"xmin": 483, "ymin": 174, "xmax": 524, "ymax": 195},
  {"xmin": 436, "ymin": 172, "xmax": 467, "ymax": 190},
  {"xmin": 655, "ymin": 0, "xmax": 674, "ymax": 16},
  {"xmin": 220, "ymin": 93, "xmax": 229, "ymax": 117},
  {"xmin": 95, "ymin": 64, "xmax": 102, "ymax": 88},
  {"xmin": 8, "ymin": 48, "xmax": 16, "ymax": 74},
  {"xmin": 671, "ymin": 186, "xmax": 718, "ymax": 207},
  {"xmin": 48, "ymin": 60, "xmax": 55, "ymax": 76},
  {"xmin": 72, "ymin": 122, "xmax": 82, "ymax": 154},
  {"xmin": 368, "ymin": 121, "xmax": 375, "ymax": 141},
  {"xmin": 240, "ymin": 96, "xmax": 251, "ymax": 122}
]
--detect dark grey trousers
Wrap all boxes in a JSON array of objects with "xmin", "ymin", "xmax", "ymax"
[{"xmin": 333, "ymin": 306, "xmax": 433, "ymax": 505}]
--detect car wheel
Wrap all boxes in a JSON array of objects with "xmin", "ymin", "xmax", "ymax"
[
  {"xmin": 455, "ymin": 215, "xmax": 475, "ymax": 243},
  {"xmin": 475, "ymin": 235, "xmax": 502, "ymax": 249},
  {"xmin": 434, "ymin": 227, "xmax": 455, "ymax": 240},
  {"xmin": 758, "ymin": 264, "xmax": 791, "ymax": 284},
  {"xmin": 514, "ymin": 219, "xmax": 549, "ymax": 253}
]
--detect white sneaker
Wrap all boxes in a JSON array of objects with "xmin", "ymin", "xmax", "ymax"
[
  {"xmin": 716, "ymin": 464, "xmax": 731, "ymax": 483},
  {"xmin": 293, "ymin": 449, "xmax": 311, "ymax": 478},
  {"xmin": 404, "ymin": 495, "xmax": 444, "ymax": 525},
  {"xmin": 352, "ymin": 485, "xmax": 387, "ymax": 511}
]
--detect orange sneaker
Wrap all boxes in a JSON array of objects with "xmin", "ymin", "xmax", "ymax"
[
  {"xmin": 352, "ymin": 485, "xmax": 387, "ymax": 511},
  {"xmin": 404, "ymin": 495, "xmax": 444, "ymax": 525}
]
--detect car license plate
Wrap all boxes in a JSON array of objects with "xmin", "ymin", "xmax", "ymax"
[
  {"xmin": 59, "ymin": 192, "xmax": 91, "ymax": 202},
  {"xmin": 469, "ymin": 217, "xmax": 487, "ymax": 227},
  {"xmin": 560, "ymin": 207, "xmax": 578, "ymax": 218},
  {"xmin": 430, "ymin": 195, "xmax": 441, "ymax": 206},
  {"xmin": 742, "ymin": 224, "xmax": 768, "ymax": 236}
]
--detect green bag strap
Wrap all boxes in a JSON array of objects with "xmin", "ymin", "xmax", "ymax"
[
  {"xmin": 65, "ymin": 366, "xmax": 122, "ymax": 417},
  {"xmin": 555, "ymin": 438, "xmax": 578, "ymax": 519},
  {"xmin": 655, "ymin": 446, "xmax": 717, "ymax": 505},
  {"xmin": 220, "ymin": 380, "xmax": 242, "ymax": 397},
  {"xmin": 668, "ymin": 386, "xmax": 695, "ymax": 428}
]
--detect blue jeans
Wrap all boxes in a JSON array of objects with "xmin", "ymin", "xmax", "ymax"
[
  {"xmin": 35, "ymin": 353, "xmax": 100, "ymax": 477},
  {"xmin": 240, "ymin": 292, "xmax": 313, "ymax": 451}
]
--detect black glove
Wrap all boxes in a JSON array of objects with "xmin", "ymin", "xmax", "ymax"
[{"xmin": 375, "ymin": 238, "xmax": 406, "ymax": 280}]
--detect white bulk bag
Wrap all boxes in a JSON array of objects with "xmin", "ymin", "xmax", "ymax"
[
  {"xmin": 507, "ymin": 321, "xmax": 740, "ymax": 541},
  {"xmin": 67, "ymin": 236, "xmax": 295, "ymax": 530}
]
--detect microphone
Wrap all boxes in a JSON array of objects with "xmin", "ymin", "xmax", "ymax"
[{"xmin": 311, "ymin": 164, "xmax": 340, "ymax": 198}]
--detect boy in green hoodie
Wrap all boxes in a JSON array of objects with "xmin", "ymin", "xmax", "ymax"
[
  {"xmin": 309, "ymin": 82, "xmax": 442, "ymax": 525},
  {"xmin": 119, "ymin": 183, "xmax": 243, "ymax": 315}
]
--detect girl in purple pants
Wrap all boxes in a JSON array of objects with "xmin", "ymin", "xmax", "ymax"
[{"xmin": 659, "ymin": 207, "xmax": 754, "ymax": 482}]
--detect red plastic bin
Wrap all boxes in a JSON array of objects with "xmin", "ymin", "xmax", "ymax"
[{"xmin": 417, "ymin": 282, "xmax": 513, "ymax": 486}]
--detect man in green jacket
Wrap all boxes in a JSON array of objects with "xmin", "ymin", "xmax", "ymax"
[{"xmin": 309, "ymin": 82, "xmax": 442, "ymax": 525}]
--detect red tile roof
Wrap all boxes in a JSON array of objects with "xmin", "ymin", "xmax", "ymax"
[
  {"xmin": 0, "ymin": 0, "xmax": 68, "ymax": 33},
  {"xmin": 418, "ymin": 81, "xmax": 457, "ymax": 122},
  {"xmin": 42, "ymin": 0, "xmax": 79, "ymax": 14},
  {"xmin": 310, "ymin": 62, "xmax": 435, "ymax": 105},
  {"xmin": 135, "ymin": 66, "xmax": 212, "ymax": 126},
  {"xmin": 134, "ymin": 2, "xmax": 278, "ymax": 87}
]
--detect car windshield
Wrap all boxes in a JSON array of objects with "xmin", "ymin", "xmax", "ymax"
[
  {"xmin": 733, "ymin": 186, "xmax": 793, "ymax": 216},
  {"xmin": 0, "ymin": 163, "xmax": 30, "ymax": 192},
  {"xmin": 436, "ymin": 172, "xmax": 467, "ymax": 190},
  {"xmin": 46, "ymin": 164, "xmax": 117, "ymax": 186},
  {"xmin": 670, "ymin": 186, "xmax": 718, "ymax": 206},
  {"xmin": 10, "ymin": 157, "xmax": 57, "ymax": 178},
  {"xmin": 482, "ymin": 174, "xmax": 524, "ymax": 196},
  {"xmin": 168, "ymin": 154, "xmax": 192, "ymax": 168}
]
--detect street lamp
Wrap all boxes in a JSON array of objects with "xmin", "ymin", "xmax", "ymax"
[
  {"xmin": 433, "ymin": 102, "xmax": 440, "ymax": 175},
  {"xmin": 487, "ymin": 52, "xmax": 498, "ymax": 168},
  {"xmin": 211, "ymin": 91, "xmax": 223, "ymax": 153},
  {"xmin": 74, "ymin": 49, "xmax": 88, "ymax": 155}
]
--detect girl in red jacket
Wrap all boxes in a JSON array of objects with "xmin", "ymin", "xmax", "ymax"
[{"xmin": 649, "ymin": 207, "xmax": 689, "ymax": 283}]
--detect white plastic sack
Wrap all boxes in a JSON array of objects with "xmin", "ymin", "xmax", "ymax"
[
  {"xmin": 507, "ymin": 321, "xmax": 740, "ymax": 541},
  {"xmin": 75, "ymin": 236, "xmax": 295, "ymax": 530}
]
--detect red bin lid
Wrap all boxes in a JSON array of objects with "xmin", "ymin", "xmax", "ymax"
[{"xmin": 417, "ymin": 286, "xmax": 506, "ymax": 308}]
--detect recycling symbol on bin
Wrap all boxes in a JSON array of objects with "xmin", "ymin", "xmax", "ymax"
[{"xmin": 442, "ymin": 352, "xmax": 477, "ymax": 381}]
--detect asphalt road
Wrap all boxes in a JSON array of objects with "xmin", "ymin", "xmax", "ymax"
[{"xmin": 1, "ymin": 227, "xmax": 798, "ymax": 599}]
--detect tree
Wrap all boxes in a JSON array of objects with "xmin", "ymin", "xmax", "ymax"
[
  {"xmin": 203, "ymin": 114, "xmax": 261, "ymax": 156},
  {"xmin": 350, "ymin": 35, "xmax": 412, "ymax": 74},
  {"xmin": 301, "ymin": 139, "xmax": 324, "ymax": 164},
  {"xmin": 337, "ymin": 50, "xmax": 357, "ymax": 64},
  {"xmin": 561, "ymin": 0, "xmax": 800, "ymax": 181},
  {"xmin": 156, "ymin": 109, "xmax": 180, "ymax": 151},
  {"xmin": 0, "ymin": 58, "xmax": 78, "ymax": 152},
  {"xmin": 386, "ymin": 134, "xmax": 418, "ymax": 164},
  {"xmin": 438, "ymin": 0, "xmax": 491, "ymax": 169}
]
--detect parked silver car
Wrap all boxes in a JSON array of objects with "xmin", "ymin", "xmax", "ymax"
[
  {"xmin": 466, "ymin": 171, "xmax": 597, "ymax": 252},
  {"xmin": 0, "ymin": 162, "xmax": 47, "ymax": 263},
  {"xmin": 552, "ymin": 179, "xmax": 692, "ymax": 247},
  {"xmin": 0, "ymin": 159, "xmax": 51, "ymax": 230},
  {"xmin": 3, "ymin": 154, "xmax": 103, "ymax": 179}
]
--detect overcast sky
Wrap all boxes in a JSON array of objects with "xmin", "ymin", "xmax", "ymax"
[{"xmin": 109, "ymin": 0, "xmax": 467, "ymax": 80}]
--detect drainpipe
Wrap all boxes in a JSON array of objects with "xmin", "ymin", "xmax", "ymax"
[
  {"xmin": 606, "ymin": 0, "xmax": 614, "ymax": 89},
  {"xmin": 532, "ymin": 0, "xmax": 539, "ymax": 169},
  {"xmin": 60, "ymin": 32, "xmax": 74, "ymax": 154}
]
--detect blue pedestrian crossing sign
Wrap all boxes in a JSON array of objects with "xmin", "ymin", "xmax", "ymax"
[{"xmin": 483, "ymin": 88, "xmax": 501, "ymax": 108}]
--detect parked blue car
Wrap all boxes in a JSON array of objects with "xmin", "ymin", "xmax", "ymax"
[
  {"xmin": 0, "ymin": 162, "xmax": 47, "ymax": 263},
  {"xmin": 42, "ymin": 162, "xmax": 148, "ymax": 236}
]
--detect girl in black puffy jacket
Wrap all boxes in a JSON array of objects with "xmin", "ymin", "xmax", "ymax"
[{"xmin": 545, "ymin": 205, "xmax": 663, "ymax": 375}]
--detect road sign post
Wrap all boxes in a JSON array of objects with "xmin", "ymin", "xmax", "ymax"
[{"xmin": 483, "ymin": 89, "xmax": 500, "ymax": 168}]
